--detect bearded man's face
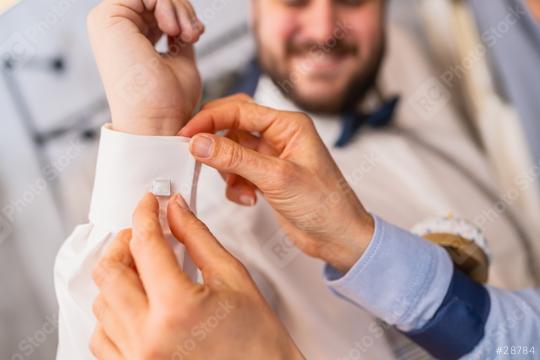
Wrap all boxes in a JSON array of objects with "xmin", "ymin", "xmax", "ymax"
[{"xmin": 251, "ymin": 0, "xmax": 386, "ymax": 114}]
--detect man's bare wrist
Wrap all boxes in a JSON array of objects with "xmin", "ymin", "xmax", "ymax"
[
  {"xmin": 323, "ymin": 213, "xmax": 375, "ymax": 273},
  {"xmin": 112, "ymin": 121, "xmax": 183, "ymax": 136}
]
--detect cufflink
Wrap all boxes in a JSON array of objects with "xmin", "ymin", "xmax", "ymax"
[{"xmin": 152, "ymin": 179, "xmax": 171, "ymax": 197}]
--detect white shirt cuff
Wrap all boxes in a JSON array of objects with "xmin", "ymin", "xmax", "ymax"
[{"xmin": 89, "ymin": 124, "xmax": 199, "ymax": 232}]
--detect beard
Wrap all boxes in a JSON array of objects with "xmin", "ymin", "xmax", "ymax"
[{"xmin": 255, "ymin": 34, "xmax": 386, "ymax": 115}]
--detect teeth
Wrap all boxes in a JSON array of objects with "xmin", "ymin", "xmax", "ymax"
[
  {"xmin": 314, "ymin": 54, "xmax": 336, "ymax": 62},
  {"xmin": 298, "ymin": 53, "xmax": 340, "ymax": 65},
  {"xmin": 305, "ymin": 51, "xmax": 340, "ymax": 59}
]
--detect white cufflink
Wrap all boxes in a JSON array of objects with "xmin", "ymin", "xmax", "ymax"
[{"xmin": 152, "ymin": 179, "xmax": 171, "ymax": 197}]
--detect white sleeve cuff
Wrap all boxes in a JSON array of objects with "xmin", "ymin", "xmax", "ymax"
[{"xmin": 89, "ymin": 124, "xmax": 199, "ymax": 232}]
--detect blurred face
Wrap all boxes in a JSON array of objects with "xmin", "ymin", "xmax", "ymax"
[{"xmin": 252, "ymin": 0, "xmax": 386, "ymax": 114}]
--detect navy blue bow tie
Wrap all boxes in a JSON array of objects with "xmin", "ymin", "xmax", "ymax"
[{"xmin": 334, "ymin": 96, "xmax": 400, "ymax": 148}]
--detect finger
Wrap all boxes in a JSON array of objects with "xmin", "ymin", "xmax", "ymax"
[
  {"xmin": 225, "ymin": 128, "xmax": 278, "ymax": 177},
  {"xmin": 182, "ymin": 0, "xmax": 204, "ymax": 33},
  {"xmin": 92, "ymin": 295, "xmax": 130, "ymax": 354},
  {"xmin": 180, "ymin": 100, "xmax": 311, "ymax": 154},
  {"xmin": 90, "ymin": 324, "xmax": 123, "ymax": 360},
  {"xmin": 94, "ymin": 265, "xmax": 147, "ymax": 326},
  {"xmin": 173, "ymin": 0, "xmax": 203, "ymax": 43},
  {"xmin": 100, "ymin": 229, "xmax": 136, "ymax": 269},
  {"xmin": 226, "ymin": 177, "xmax": 258, "ymax": 206},
  {"xmin": 222, "ymin": 129, "xmax": 262, "ymax": 206},
  {"xmin": 167, "ymin": 194, "xmax": 247, "ymax": 288},
  {"xmin": 188, "ymin": 133, "xmax": 292, "ymax": 193},
  {"xmin": 154, "ymin": 0, "xmax": 181, "ymax": 36},
  {"xmin": 92, "ymin": 230, "xmax": 147, "ymax": 324},
  {"xmin": 215, "ymin": 128, "xmax": 259, "ymax": 184},
  {"xmin": 216, "ymin": 170, "xmax": 259, "ymax": 206},
  {"xmin": 226, "ymin": 128, "xmax": 277, "ymax": 156},
  {"xmin": 131, "ymin": 193, "xmax": 194, "ymax": 299}
]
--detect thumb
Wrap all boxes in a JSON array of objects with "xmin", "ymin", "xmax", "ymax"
[
  {"xmin": 167, "ymin": 194, "xmax": 248, "ymax": 288},
  {"xmin": 131, "ymin": 193, "xmax": 193, "ymax": 298},
  {"xmin": 188, "ymin": 134, "xmax": 284, "ymax": 192}
]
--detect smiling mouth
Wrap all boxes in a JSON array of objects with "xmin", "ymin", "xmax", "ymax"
[{"xmin": 291, "ymin": 51, "xmax": 352, "ymax": 76}]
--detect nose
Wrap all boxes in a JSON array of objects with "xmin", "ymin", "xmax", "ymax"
[{"xmin": 300, "ymin": 0, "xmax": 338, "ymax": 44}]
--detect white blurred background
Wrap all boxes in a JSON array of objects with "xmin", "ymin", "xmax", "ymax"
[{"xmin": 0, "ymin": 1, "xmax": 415, "ymax": 358}]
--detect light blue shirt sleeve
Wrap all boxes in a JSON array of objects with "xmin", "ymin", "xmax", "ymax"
[
  {"xmin": 467, "ymin": 288, "xmax": 540, "ymax": 359},
  {"xmin": 324, "ymin": 215, "xmax": 540, "ymax": 358}
]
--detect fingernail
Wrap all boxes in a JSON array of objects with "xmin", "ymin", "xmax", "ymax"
[
  {"xmin": 174, "ymin": 193, "xmax": 188, "ymax": 209},
  {"xmin": 239, "ymin": 195, "xmax": 255, "ymax": 207},
  {"xmin": 191, "ymin": 135, "xmax": 214, "ymax": 158}
]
